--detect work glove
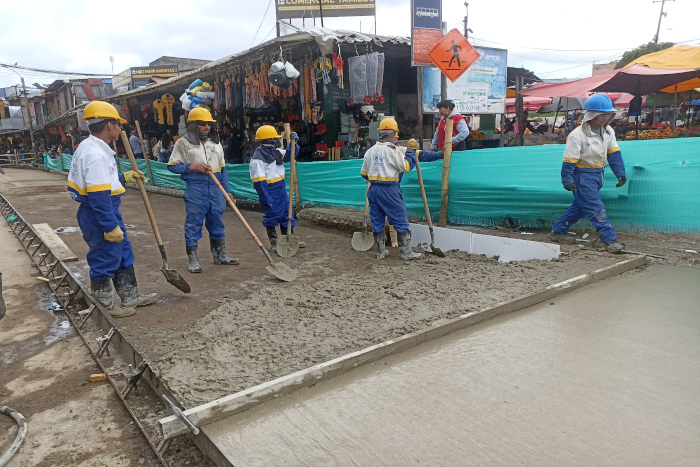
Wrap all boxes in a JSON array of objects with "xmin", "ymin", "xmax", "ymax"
[
  {"xmin": 104, "ymin": 226, "xmax": 124, "ymax": 243},
  {"xmin": 564, "ymin": 183, "xmax": 577, "ymax": 192},
  {"xmin": 406, "ymin": 139, "xmax": 419, "ymax": 150},
  {"xmin": 290, "ymin": 132, "xmax": 299, "ymax": 140},
  {"xmin": 123, "ymin": 170, "xmax": 145, "ymax": 184},
  {"xmin": 616, "ymin": 176, "xmax": 627, "ymax": 188}
]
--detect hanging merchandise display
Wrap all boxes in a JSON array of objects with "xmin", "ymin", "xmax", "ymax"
[
  {"xmin": 333, "ymin": 46, "xmax": 345, "ymax": 90},
  {"xmin": 121, "ymin": 103, "xmax": 130, "ymax": 122},
  {"xmin": 349, "ymin": 52, "xmax": 385, "ymax": 105},
  {"xmin": 153, "ymin": 98, "xmax": 165, "ymax": 124},
  {"xmin": 162, "ymin": 94, "xmax": 175, "ymax": 125},
  {"xmin": 179, "ymin": 79, "xmax": 215, "ymax": 112}
]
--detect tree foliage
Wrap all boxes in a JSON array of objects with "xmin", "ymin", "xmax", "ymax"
[{"xmin": 615, "ymin": 41, "xmax": 674, "ymax": 69}]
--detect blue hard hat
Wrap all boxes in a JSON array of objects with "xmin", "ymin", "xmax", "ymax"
[{"xmin": 584, "ymin": 94, "xmax": 615, "ymax": 112}]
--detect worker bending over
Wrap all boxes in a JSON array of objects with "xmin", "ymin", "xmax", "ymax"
[
  {"xmin": 360, "ymin": 118, "xmax": 421, "ymax": 260},
  {"xmin": 249, "ymin": 125, "xmax": 303, "ymax": 252},
  {"xmin": 550, "ymin": 94, "xmax": 626, "ymax": 253},
  {"xmin": 67, "ymin": 101, "xmax": 157, "ymax": 318},
  {"xmin": 168, "ymin": 108, "xmax": 238, "ymax": 273}
]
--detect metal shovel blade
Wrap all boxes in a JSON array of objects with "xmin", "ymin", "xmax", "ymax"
[
  {"xmin": 429, "ymin": 244, "xmax": 446, "ymax": 258},
  {"xmin": 276, "ymin": 235, "xmax": 300, "ymax": 258},
  {"xmin": 266, "ymin": 262, "xmax": 298, "ymax": 282},
  {"xmin": 161, "ymin": 267, "xmax": 191, "ymax": 293},
  {"xmin": 352, "ymin": 231, "xmax": 374, "ymax": 251}
]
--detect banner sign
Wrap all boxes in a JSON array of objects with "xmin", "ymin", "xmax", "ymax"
[
  {"xmin": 411, "ymin": 0, "xmax": 442, "ymax": 67},
  {"xmin": 422, "ymin": 47, "xmax": 508, "ymax": 114},
  {"xmin": 275, "ymin": 0, "xmax": 376, "ymax": 20}
]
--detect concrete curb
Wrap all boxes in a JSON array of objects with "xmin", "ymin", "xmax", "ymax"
[{"xmin": 159, "ymin": 255, "xmax": 648, "ymax": 439}]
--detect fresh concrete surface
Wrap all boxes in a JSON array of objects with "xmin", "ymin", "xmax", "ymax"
[{"xmin": 204, "ymin": 264, "xmax": 700, "ymax": 466}]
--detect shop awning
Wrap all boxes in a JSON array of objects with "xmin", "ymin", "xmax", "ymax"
[
  {"xmin": 627, "ymin": 46, "xmax": 700, "ymax": 93},
  {"xmin": 538, "ymin": 97, "xmax": 586, "ymax": 113},
  {"xmin": 613, "ymin": 93, "xmax": 647, "ymax": 108},
  {"xmin": 521, "ymin": 64, "xmax": 700, "ymax": 98},
  {"xmin": 505, "ymin": 96, "xmax": 551, "ymax": 113}
]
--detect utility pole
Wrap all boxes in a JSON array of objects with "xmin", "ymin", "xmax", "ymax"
[
  {"xmin": 20, "ymin": 77, "xmax": 36, "ymax": 153},
  {"xmin": 653, "ymin": 0, "xmax": 674, "ymax": 44},
  {"xmin": 318, "ymin": 0, "xmax": 325, "ymax": 27},
  {"xmin": 440, "ymin": 21, "xmax": 447, "ymax": 101},
  {"xmin": 464, "ymin": 2, "xmax": 469, "ymax": 39}
]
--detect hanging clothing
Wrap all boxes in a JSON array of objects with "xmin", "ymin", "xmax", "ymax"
[
  {"xmin": 553, "ymin": 112, "xmax": 625, "ymax": 244},
  {"xmin": 167, "ymin": 125, "xmax": 231, "ymax": 247},
  {"xmin": 67, "ymin": 135, "xmax": 132, "ymax": 281},
  {"xmin": 360, "ymin": 142, "xmax": 417, "ymax": 233}
]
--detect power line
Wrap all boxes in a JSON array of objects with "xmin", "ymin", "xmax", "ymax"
[
  {"xmin": 250, "ymin": 0, "xmax": 274, "ymax": 47},
  {"xmin": 0, "ymin": 62, "xmax": 109, "ymax": 77}
]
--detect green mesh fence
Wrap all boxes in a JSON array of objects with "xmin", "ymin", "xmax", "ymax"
[{"xmin": 44, "ymin": 138, "xmax": 700, "ymax": 234}]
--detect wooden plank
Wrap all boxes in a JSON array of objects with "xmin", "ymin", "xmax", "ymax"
[
  {"xmin": 159, "ymin": 255, "xmax": 647, "ymax": 439},
  {"xmin": 32, "ymin": 223, "xmax": 78, "ymax": 262}
]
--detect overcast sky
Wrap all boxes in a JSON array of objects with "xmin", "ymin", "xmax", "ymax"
[{"xmin": 2, "ymin": 0, "xmax": 699, "ymax": 89}]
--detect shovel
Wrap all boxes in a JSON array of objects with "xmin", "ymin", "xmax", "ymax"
[
  {"xmin": 352, "ymin": 184, "xmax": 374, "ymax": 251},
  {"xmin": 276, "ymin": 131, "xmax": 299, "ymax": 258},
  {"xmin": 414, "ymin": 155, "xmax": 445, "ymax": 257},
  {"xmin": 208, "ymin": 172, "xmax": 297, "ymax": 282},
  {"xmin": 119, "ymin": 131, "xmax": 191, "ymax": 293}
]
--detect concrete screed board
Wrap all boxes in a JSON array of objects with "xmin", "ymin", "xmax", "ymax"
[{"xmin": 203, "ymin": 264, "xmax": 700, "ymax": 466}]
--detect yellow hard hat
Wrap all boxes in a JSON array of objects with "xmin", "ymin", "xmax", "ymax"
[
  {"xmin": 82, "ymin": 101, "xmax": 126, "ymax": 124},
  {"xmin": 187, "ymin": 107, "xmax": 215, "ymax": 123},
  {"xmin": 378, "ymin": 118, "xmax": 399, "ymax": 136},
  {"xmin": 255, "ymin": 125, "xmax": 279, "ymax": 140}
]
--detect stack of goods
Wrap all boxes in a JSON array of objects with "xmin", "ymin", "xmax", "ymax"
[{"xmin": 179, "ymin": 79, "xmax": 215, "ymax": 112}]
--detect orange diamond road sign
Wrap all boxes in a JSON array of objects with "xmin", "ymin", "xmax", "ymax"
[{"xmin": 427, "ymin": 29, "xmax": 480, "ymax": 83}]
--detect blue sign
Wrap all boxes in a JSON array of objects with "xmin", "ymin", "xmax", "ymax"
[{"xmin": 413, "ymin": 0, "xmax": 442, "ymax": 30}]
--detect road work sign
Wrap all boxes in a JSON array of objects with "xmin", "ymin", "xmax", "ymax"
[{"xmin": 427, "ymin": 29, "xmax": 480, "ymax": 83}]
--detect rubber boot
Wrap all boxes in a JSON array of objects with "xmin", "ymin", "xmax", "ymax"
[
  {"xmin": 374, "ymin": 232, "xmax": 389, "ymax": 259},
  {"xmin": 398, "ymin": 231, "xmax": 421, "ymax": 260},
  {"xmin": 266, "ymin": 227, "xmax": 278, "ymax": 253},
  {"xmin": 604, "ymin": 240, "xmax": 623, "ymax": 253},
  {"xmin": 280, "ymin": 225, "xmax": 305, "ymax": 248},
  {"xmin": 92, "ymin": 278, "xmax": 135, "ymax": 318},
  {"xmin": 186, "ymin": 245, "xmax": 202, "ymax": 273},
  {"xmin": 210, "ymin": 238, "xmax": 239, "ymax": 265},
  {"xmin": 91, "ymin": 278, "xmax": 114, "ymax": 309},
  {"xmin": 113, "ymin": 267, "xmax": 158, "ymax": 308}
]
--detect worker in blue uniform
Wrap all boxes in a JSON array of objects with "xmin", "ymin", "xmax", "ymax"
[
  {"xmin": 67, "ymin": 101, "xmax": 157, "ymax": 318},
  {"xmin": 550, "ymin": 94, "xmax": 626, "ymax": 253},
  {"xmin": 168, "ymin": 107, "xmax": 238, "ymax": 273},
  {"xmin": 249, "ymin": 125, "xmax": 303, "ymax": 252},
  {"xmin": 360, "ymin": 118, "xmax": 421, "ymax": 260}
]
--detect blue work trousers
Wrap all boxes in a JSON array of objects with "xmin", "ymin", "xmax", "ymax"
[
  {"xmin": 183, "ymin": 182, "xmax": 226, "ymax": 247},
  {"xmin": 552, "ymin": 170, "xmax": 617, "ymax": 243},
  {"xmin": 77, "ymin": 204, "xmax": 134, "ymax": 282},
  {"xmin": 261, "ymin": 182, "xmax": 296, "ymax": 229},
  {"xmin": 368, "ymin": 183, "xmax": 410, "ymax": 233}
]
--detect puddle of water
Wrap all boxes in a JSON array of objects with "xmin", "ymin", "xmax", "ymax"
[{"xmin": 1, "ymin": 286, "xmax": 78, "ymax": 366}]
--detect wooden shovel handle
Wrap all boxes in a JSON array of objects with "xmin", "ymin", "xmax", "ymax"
[
  {"xmin": 135, "ymin": 121, "xmax": 155, "ymax": 186},
  {"xmin": 119, "ymin": 131, "xmax": 163, "ymax": 246},
  {"xmin": 207, "ymin": 172, "xmax": 275, "ymax": 265},
  {"xmin": 414, "ymin": 155, "xmax": 434, "ymax": 229}
]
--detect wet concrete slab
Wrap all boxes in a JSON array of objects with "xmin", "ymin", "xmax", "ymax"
[{"xmin": 204, "ymin": 264, "xmax": 700, "ymax": 466}]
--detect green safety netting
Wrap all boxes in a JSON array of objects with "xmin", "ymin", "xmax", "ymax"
[{"xmin": 44, "ymin": 138, "xmax": 700, "ymax": 233}]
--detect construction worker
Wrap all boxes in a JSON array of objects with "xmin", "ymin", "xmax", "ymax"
[
  {"xmin": 550, "ymin": 94, "xmax": 626, "ymax": 253},
  {"xmin": 168, "ymin": 107, "xmax": 238, "ymax": 273},
  {"xmin": 249, "ymin": 125, "xmax": 302, "ymax": 252},
  {"xmin": 67, "ymin": 101, "xmax": 157, "ymax": 318},
  {"xmin": 360, "ymin": 118, "xmax": 421, "ymax": 260}
]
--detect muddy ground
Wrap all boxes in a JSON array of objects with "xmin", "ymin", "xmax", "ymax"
[
  {"xmin": 0, "ymin": 212, "xmax": 159, "ymax": 466},
  {"xmin": 2, "ymin": 167, "xmax": 698, "ymax": 460}
]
